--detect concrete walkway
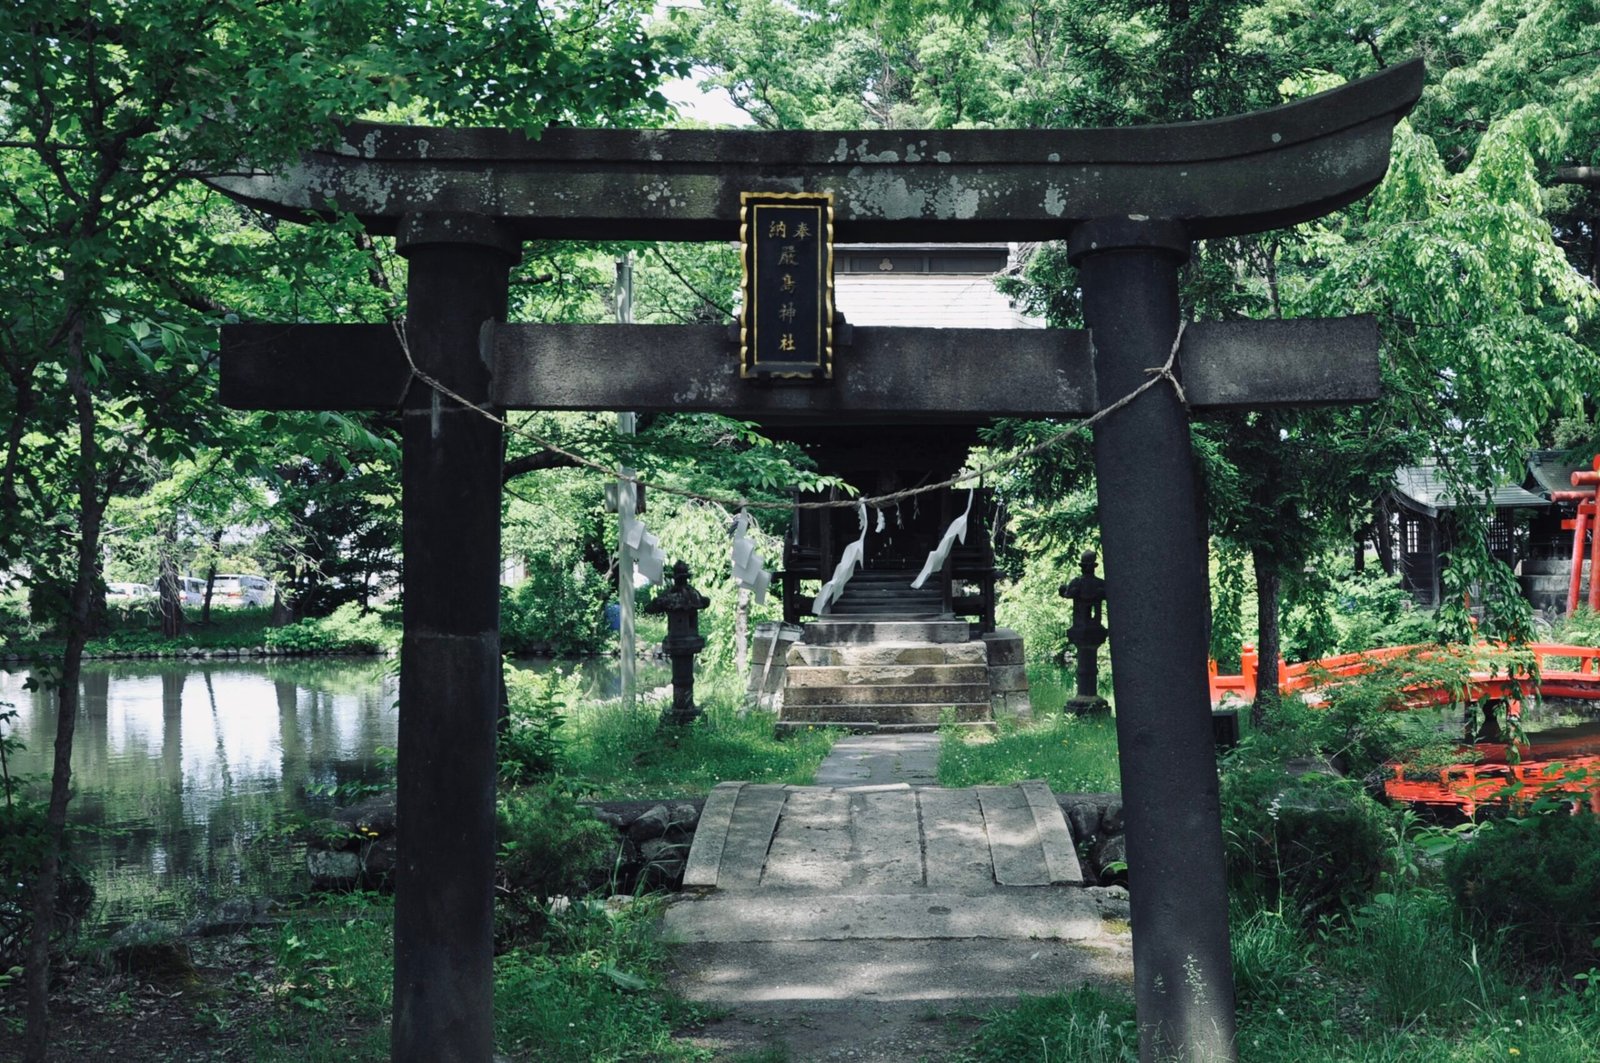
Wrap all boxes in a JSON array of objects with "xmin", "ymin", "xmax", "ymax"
[
  {"xmin": 663, "ymin": 737, "xmax": 1133, "ymax": 1061},
  {"xmin": 811, "ymin": 732, "xmax": 940, "ymax": 786}
]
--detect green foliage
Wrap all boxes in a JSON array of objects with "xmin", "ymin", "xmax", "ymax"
[
  {"xmin": 994, "ymin": 547, "xmax": 1080, "ymax": 667},
  {"xmin": 244, "ymin": 897, "xmax": 393, "ymax": 1061},
  {"xmin": 938, "ymin": 709, "xmax": 1119, "ymax": 793},
  {"xmin": 1228, "ymin": 903, "xmax": 1308, "ymax": 1009},
  {"xmin": 501, "ymin": 564, "xmax": 611, "ymax": 658},
  {"xmin": 1210, "ymin": 538, "xmax": 1250, "ymax": 672},
  {"xmin": 263, "ymin": 602, "xmax": 397, "ymax": 655},
  {"xmin": 501, "ymin": 667, "xmax": 582, "ymax": 784},
  {"xmin": 1340, "ymin": 888, "xmax": 1493, "ymax": 1025},
  {"xmin": 1325, "ymin": 564, "xmax": 1439, "ymax": 655},
  {"xmin": 496, "ymin": 780, "xmax": 618, "ymax": 946},
  {"xmin": 494, "ymin": 898, "xmax": 708, "ymax": 1062},
  {"xmin": 1446, "ymin": 813, "xmax": 1600, "ymax": 975},
  {"xmin": 959, "ymin": 986, "xmax": 1139, "ymax": 1063},
  {"xmin": 244, "ymin": 894, "xmax": 703, "ymax": 1062},
  {"xmin": 1238, "ymin": 654, "xmax": 1471, "ymax": 781},
  {"xmin": 559, "ymin": 694, "xmax": 836, "ymax": 800},
  {"xmin": 0, "ymin": 798, "xmax": 91, "ymax": 975},
  {"xmin": 1221, "ymin": 766, "xmax": 1393, "ymax": 921}
]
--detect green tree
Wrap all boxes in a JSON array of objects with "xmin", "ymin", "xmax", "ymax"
[{"xmin": 0, "ymin": 3, "xmax": 680, "ymax": 1056}]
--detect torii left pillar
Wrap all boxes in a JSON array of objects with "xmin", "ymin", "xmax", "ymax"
[{"xmin": 391, "ymin": 213, "xmax": 518, "ymax": 1062}]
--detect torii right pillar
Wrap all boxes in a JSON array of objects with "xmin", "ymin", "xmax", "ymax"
[{"xmin": 1073, "ymin": 218, "xmax": 1235, "ymax": 1058}]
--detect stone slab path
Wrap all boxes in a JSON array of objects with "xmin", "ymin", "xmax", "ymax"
[
  {"xmin": 811, "ymin": 733, "xmax": 939, "ymax": 786},
  {"xmin": 664, "ymin": 738, "xmax": 1132, "ymax": 1061}
]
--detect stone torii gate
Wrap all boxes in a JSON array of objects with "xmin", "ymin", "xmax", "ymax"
[{"xmin": 210, "ymin": 60, "xmax": 1422, "ymax": 1063}]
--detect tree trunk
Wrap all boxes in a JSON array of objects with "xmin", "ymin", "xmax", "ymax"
[
  {"xmin": 201, "ymin": 528, "xmax": 222, "ymax": 625},
  {"xmin": 158, "ymin": 521, "xmax": 184, "ymax": 638},
  {"xmin": 23, "ymin": 316, "xmax": 102, "ymax": 1062},
  {"xmin": 1251, "ymin": 547, "xmax": 1282, "ymax": 729},
  {"xmin": 734, "ymin": 586, "xmax": 750, "ymax": 679},
  {"xmin": 270, "ymin": 589, "xmax": 294, "ymax": 627}
]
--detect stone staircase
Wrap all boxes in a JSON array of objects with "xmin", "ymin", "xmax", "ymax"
[
  {"xmin": 820, "ymin": 567, "xmax": 944, "ymax": 617},
  {"xmin": 778, "ymin": 612, "xmax": 994, "ymax": 732}
]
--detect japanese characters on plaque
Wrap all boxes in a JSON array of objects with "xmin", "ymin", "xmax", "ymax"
[{"xmin": 739, "ymin": 192, "xmax": 834, "ymax": 379}]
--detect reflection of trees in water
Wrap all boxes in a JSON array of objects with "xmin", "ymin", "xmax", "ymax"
[{"xmin": 0, "ymin": 659, "xmax": 400, "ymax": 926}]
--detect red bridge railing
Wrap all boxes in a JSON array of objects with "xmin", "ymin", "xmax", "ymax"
[{"xmin": 1208, "ymin": 641, "xmax": 1600, "ymax": 813}]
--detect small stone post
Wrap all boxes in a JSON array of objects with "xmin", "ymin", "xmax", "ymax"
[{"xmin": 645, "ymin": 561, "xmax": 711, "ymax": 727}]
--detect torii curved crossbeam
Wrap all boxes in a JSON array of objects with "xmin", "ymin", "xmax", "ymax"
[{"xmin": 207, "ymin": 59, "xmax": 1422, "ymax": 242}]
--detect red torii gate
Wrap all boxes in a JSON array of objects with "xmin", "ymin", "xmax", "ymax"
[{"xmin": 1556, "ymin": 455, "xmax": 1600, "ymax": 614}]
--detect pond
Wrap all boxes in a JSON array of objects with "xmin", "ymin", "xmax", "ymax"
[{"xmin": 0, "ymin": 655, "xmax": 667, "ymax": 931}]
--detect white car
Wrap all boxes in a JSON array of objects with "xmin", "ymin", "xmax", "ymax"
[
  {"xmin": 211, "ymin": 573, "xmax": 275, "ymax": 607},
  {"xmin": 106, "ymin": 581, "xmax": 155, "ymax": 600}
]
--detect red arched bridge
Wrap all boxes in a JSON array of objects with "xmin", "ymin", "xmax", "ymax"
[{"xmin": 1209, "ymin": 642, "xmax": 1600, "ymax": 815}]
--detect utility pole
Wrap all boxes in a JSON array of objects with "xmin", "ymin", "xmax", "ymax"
[{"xmin": 615, "ymin": 253, "xmax": 637, "ymax": 709}]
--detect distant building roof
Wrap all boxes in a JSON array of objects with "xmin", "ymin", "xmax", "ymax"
[
  {"xmin": 1526, "ymin": 449, "xmax": 1592, "ymax": 498},
  {"xmin": 1392, "ymin": 464, "xmax": 1549, "ymax": 519},
  {"xmin": 833, "ymin": 243, "xmax": 1043, "ymax": 330}
]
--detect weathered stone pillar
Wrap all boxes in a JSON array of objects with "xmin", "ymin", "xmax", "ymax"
[
  {"xmin": 1071, "ymin": 217, "xmax": 1238, "ymax": 1062},
  {"xmin": 392, "ymin": 212, "xmax": 519, "ymax": 1063}
]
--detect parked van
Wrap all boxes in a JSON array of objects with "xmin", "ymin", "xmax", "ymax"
[
  {"xmin": 212, "ymin": 573, "xmax": 274, "ymax": 607},
  {"xmin": 180, "ymin": 577, "xmax": 207, "ymax": 608}
]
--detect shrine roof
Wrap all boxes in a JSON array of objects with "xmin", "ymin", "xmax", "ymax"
[
  {"xmin": 1526, "ymin": 449, "xmax": 1592, "ymax": 498},
  {"xmin": 205, "ymin": 60, "xmax": 1423, "ymax": 243},
  {"xmin": 1393, "ymin": 464, "xmax": 1550, "ymax": 519}
]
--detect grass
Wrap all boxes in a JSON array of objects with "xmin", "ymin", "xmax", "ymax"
[
  {"xmin": 557, "ymin": 683, "xmax": 840, "ymax": 799},
  {"xmin": 960, "ymin": 883, "xmax": 1600, "ymax": 1063},
  {"xmin": 237, "ymin": 893, "xmax": 708, "ymax": 1063},
  {"xmin": 939, "ymin": 709, "xmax": 1120, "ymax": 792}
]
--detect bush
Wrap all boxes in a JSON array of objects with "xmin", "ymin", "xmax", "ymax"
[
  {"xmin": 1221, "ymin": 766, "xmax": 1393, "ymax": 921},
  {"xmin": 264, "ymin": 601, "xmax": 396, "ymax": 654},
  {"xmin": 495, "ymin": 780, "xmax": 617, "ymax": 946},
  {"xmin": 500, "ymin": 667, "xmax": 581, "ymax": 783},
  {"xmin": 0, "ymin": 801, "xmax": 93, "ymax": 971},
  {"xmin": 1446, "ymin": 813, "xmax": 1600, "ymax": 975},
  {"xmin": 1240, "ymin": 656, "xmax": 1469, "ymax": 781},
  {"xmin": 501, "ymin": 564, "xmax": 610, "ymax": 657}
]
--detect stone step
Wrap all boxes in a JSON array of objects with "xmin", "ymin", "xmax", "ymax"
[
  {"xmin": 664, "ymin": 890, "xmax": 1110, "ymax": 943},
  {"xmin": 1522, "ymin": 558, "xmax": 1580, "ymax": 576},
  {"xmin": 844, "ymin": 570, "xmax": 924, "ymax": 583},
  {"xmin": 783, "ymin": 682, "xmax": 993, "ymax": 708},
  {"xmin": 789, "ymin": 642, "xmax": 989, "ymax": 667},
  {"xmin": 784, "ymin": 663, "xmax": 991, "ymax": 688},
  {"xmin": 778, "ymin": 703, "xmax": 993, "ymax": 726},
  {"xmin": 824, "ymin": 604, "xmax": 947, "ymax": 617},
  {"xmin": 834, "ymin": 579, "xmax": 941, "ymax": 592},
  {"xmin": 803, "ymin": 618, "xmax": 973, "ymax": 644},
  {"xmin": 666, "ymin": 937, "xmax": 1134, "ymax": 1008}
]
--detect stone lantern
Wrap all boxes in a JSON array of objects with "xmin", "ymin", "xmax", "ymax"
[{"xmin": 644, "ymin": 560, "xmax": 711, "ymax": 727}]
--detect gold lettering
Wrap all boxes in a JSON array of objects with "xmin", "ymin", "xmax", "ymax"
[
  {"xmin": 779, "ymin": 333, "xmax": 797, "ymax": 352},
  {"xmin": 778, "ymin": 244, "xmax": 798, "ymax": 265},
  {"xmin": 781, "ymin": 273, "xmax": 796, "ymax": 292},
  {"xmin": 767, "ymin": 220, "xmax": 787, "ymax": 239},
  {"xmin": 778, "ymin": 302, "xmax": 797, "ymax": 322},
  {"xmin": 792, "ymin": 222, "xmax": 811, "ymax": 240}
]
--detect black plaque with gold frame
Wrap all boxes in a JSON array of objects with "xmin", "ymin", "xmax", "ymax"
[{"xmin": 739, "ymin": 192, "xmax": 835, "ymax": 379}]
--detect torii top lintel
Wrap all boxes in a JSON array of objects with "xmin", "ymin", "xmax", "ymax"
[{"xmin": 207, "ymin": 60, "xmax": 1422, "ymax": 243}]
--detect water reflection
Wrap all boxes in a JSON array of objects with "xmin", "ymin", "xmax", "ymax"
[{"xmin": 0, "ymin": 655, "xmax": 667, "ymax": 930}]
